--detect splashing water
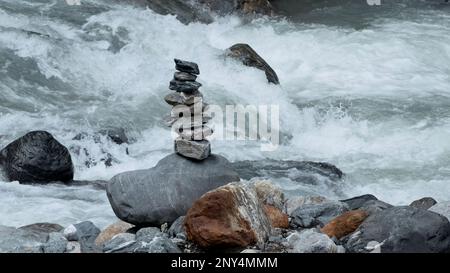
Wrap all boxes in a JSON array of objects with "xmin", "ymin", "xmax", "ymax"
[{"xmin": 0, "ymin": 0, "xmax": 450, "ymax": 227}]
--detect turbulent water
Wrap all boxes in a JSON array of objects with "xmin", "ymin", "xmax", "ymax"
[{"xmin": 0, "ymin": 0, "xmax": 449, "ymax": 228}]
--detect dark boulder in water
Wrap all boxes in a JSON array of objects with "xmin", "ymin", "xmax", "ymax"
[
  {"xmin": 106, "ymin": 153, "xmax": 240, "ymax": 226},
  {"xmin": 226, "ymin": 43, "xmax": 280, "ymax": 84},
  {"xmin": 409, "ymin": 197, "xmax": 437, "ymax": 210},
  {"xmin": 0, "ymin": 131, "xmax": 74, "ymax": 184}
]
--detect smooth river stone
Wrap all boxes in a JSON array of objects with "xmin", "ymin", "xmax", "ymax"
[
  {"xmin": 174, "ymin": 138, "xmax": 211, "ymax": 160},
  {"xmin": 174, "ymin": 59, "xmax": 200, "ymax": 75},
  {"xmin": 164, "ymin": 90, "xmax": 203, "ymax": 106},
  {"xmin": 169, "ymin": 80, "xmax": 202, "ymax": 93},
  {"xmin": 174, "ymin": 71, "xmax": 197, "ymax": 81}
]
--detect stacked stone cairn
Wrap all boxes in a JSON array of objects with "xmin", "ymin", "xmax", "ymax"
[{"xmin": 164, "ymin": 59, "xmax": 213, "ymax": 160}]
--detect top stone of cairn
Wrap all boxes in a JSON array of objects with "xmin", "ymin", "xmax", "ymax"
[{"xmin": 174, "ymin": 59, "xmax": 200, "ymax": 75}]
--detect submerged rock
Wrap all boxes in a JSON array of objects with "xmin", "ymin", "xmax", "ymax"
[
  {"xmin": 0, "ymin": 131, "xmax": 74, "ymax": 184},
  {"xmin": 410, "ymin": 197, "xmax": 438, "ymax": 210},
  {"xmin": 107, "ymin": 153, "xmax": 240, "ymax": 226},
  {"xmin": 226, "ymin": 43, "xmax": 279, "ymax": 84},
  {"xmin": 230, "ymin": 159, "xmax": 343, "ymax": 189},
  {"xmin": 345, "ymin": 206, "xmax": 450, "ymax": 253},
  {"xmin": 185, "ymin": 182, "xmax": 272, "ymax": 248}
]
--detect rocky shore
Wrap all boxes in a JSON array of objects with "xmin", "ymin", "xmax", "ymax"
[
  {"xmin": 1, "ymin": 58, "xmax": 450, "ymax": 253},
  {"xmin": 2, "ymin": 130, "xmax": 450, "ymax": 253}
]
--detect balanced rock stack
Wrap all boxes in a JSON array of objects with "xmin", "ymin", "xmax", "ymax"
[{"xmin": 164, "ymin": 59, "xmax": 213, "ymax": 161}]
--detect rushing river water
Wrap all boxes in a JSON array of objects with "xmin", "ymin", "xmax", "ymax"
[{"xmin": 0, "ymin": 0, "xmax": 449, "ymax": 228}]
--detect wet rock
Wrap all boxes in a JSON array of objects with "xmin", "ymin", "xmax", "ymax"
[
  {"xmin": 98, "ymin": 128, "xmax": 129, "ymax": 145},
  {"xmin": 43, "ymin": 232, "xmax": 68, "ymax": 253},
  {"xmin": 174, "ymin": 71, "xmax": 197, "ymax": 81},
  {"xmin": 287, "ymin": 229, "xmax": 345, "ymax": 253},
  {"xmin": 230, "ymin": 160, "xmax": 343, "ymax": 192},
  {"xmin": 321, "ymin": 210, "xmax": 369, "ymax": 239},
  {"xmin": 430, "ymin": 201, "xmax": 450, "ymax": 221},
  {"xmin": 107, "ymin": 228, "xmax": 181, "ymax": 253},
  {"xmin": 174, "ymin": 59, "xmax": 200, "ymax": 75},
  {"xmin": 0, "ymin": 131, "xmax": 73, "ymax": 183},
  {"xmin": 174, "ymin": 138, "xmax": 211, "ymax": 160},
  {"xmin": 107, "ymin": 153, "xmax": 240, "ymax": 226},
  {"xmin": 410, "ymin": 197, "xmax": 438, "ymax": 210},
  {"xmin": 264, "ymin": 204, "xmax": 289, "ymax": 229},
  {"xmin": 290, "ymin": 201, "xmax": 349, "ymax": 228},
  {"xmin": 95, "ymin": 221, "xmax": 134, "ymax": 247},
  {"xmin": 185, "ymin": 182, "xmax": 272, "ymax": 249},
  {"xmin": 226, "ymin": 43, "xmax": 279, "ymax": 84},
  {"xmin": 341, "ymin": 194, "xmax": 378, "ymax": 210},
  {"xmin": 345, "ymin": 206, "xmax": 450, "ymax": 253},
  {"xmin": 139, "ymin": 0, "xmax": 214, "ymax": 24},
  {"xmin": 169, "ymin": 79, "xmax": 202, "ymax": 93}
]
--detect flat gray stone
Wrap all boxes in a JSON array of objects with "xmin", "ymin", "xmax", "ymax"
[
  {"xmin": 174, "ymin": 138, "xmax": 211, "ymax": 160},
  {"xmin": 164, "ymin": 90, "xmax": 203, "ymax": 106},
  {"xmin": 290, "ymin": 201, "xmax": 349, "ymax": 228},
  {"xmin": 174, "ymin": 59, "xmax": 200, "ymax": 75}
]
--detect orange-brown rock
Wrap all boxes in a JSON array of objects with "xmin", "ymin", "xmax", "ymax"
[
  {"xmin": 185, "ymin": 182, "xmax": 271, "ymax": 248},
  {"xmin": 94, "ymin": 221, "xmax": 134, "ymax": 246},
  {"xmin": 321, "ymin": 210, "xmax": 369, "ymax": 239},
  {"xmin": 264, "ymin": 204, "xmax": 289, "ymax": 229}
]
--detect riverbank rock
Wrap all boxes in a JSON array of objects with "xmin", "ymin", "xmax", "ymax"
[
  {"xmin": 430, "ymin": 202, "xmax": 450, "ymax": 221},
  {"xmin": 287, "ymin": 229, "xmax": 345, "ymax": 253},
  {"xmin": 341, "ymin": 194, "xmax": 392, "ymax": 215},
  {"xmin": 290, "ymin": 201, "xmax": 349, "ymax": 228},
  {"xmin": 321, "ymin": 210, "xmax": 369, "ymax": 239},
  {"xmin": 0, "ymin": 131, "xmax": 74, "ymax": 184},
  {"xmin": 410, "ymin": 197, "xmax": 438, "ymax": 210},
  {"xmin": 0, "ymin": 225, "xmax": 56, "ymax": 253},
  {"xmin": 63, "ymin": 221, "xmax": 101, "ymax": 253},
  {"xmin": 226, "ymin": 43, "xmax": 279, "ymax": 84},
  {"xmin": 43, "ymin": 232, "xmax": 68, "ymax": 253},
  {"xmin": 264, "ymin": 205, "xmax": 289, "ymax": 229},
  {"xmin": 95, "ymin": 221, "xmax": 134, "ymax": 247},
  {"xmin": 107, "ymin": 153, "xmax": 240, "ymax": 226},
  {"xmin": 104, "ymin": 227, "xmax": 181, "ymax": 253},
  {"xmin": 185, "ymin": 182, "xmax": 272, "ymax": 248},
  {"xmin": 345, "ymin": 206, "xmax": 450, "ymax": 253}
]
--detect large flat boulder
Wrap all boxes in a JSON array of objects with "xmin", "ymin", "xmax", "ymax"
[{"xmin": 106, "ymin": 153, "xmax": 240, "ymax": 226}]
